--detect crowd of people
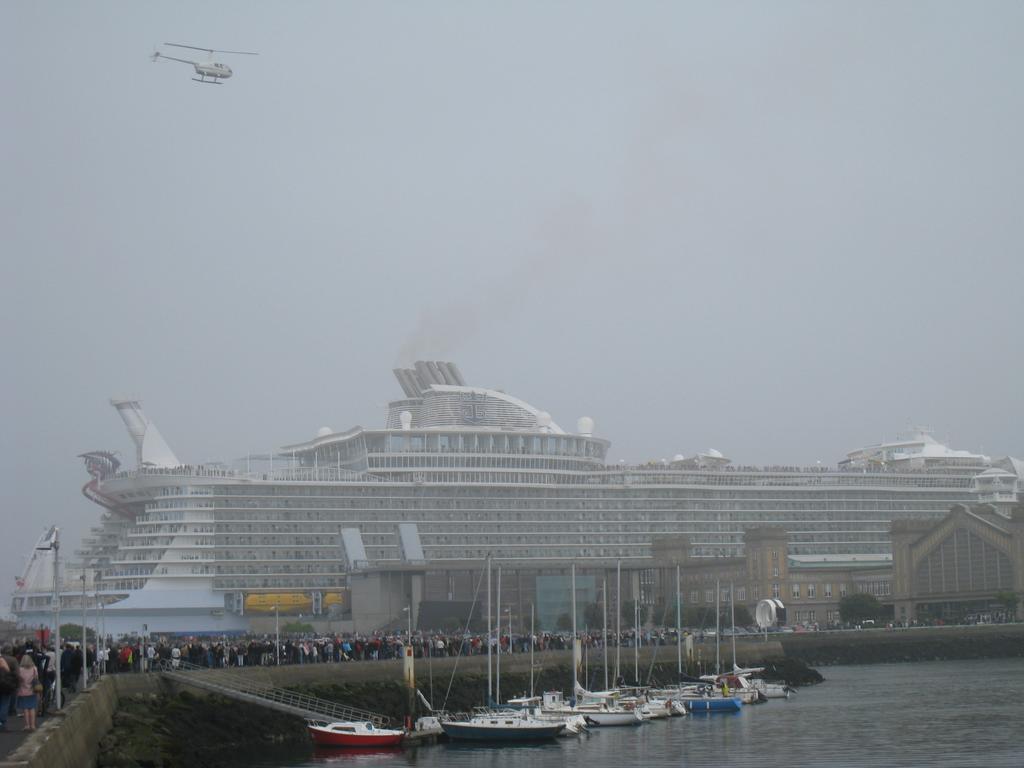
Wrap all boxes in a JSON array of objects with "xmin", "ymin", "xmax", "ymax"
[
  {"xmin": 0, "ymin": 623, "xmax": 711, "ymax": 733},
  {"xmin": 1, "ymin": 625, "xmax": 691, "ymax": 693},
  {"xmin": 0, "ymin": 640, "xmax": 90, "ymax": 732}
]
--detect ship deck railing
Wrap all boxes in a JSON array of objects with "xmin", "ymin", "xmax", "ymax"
[{"xmin": 111, "ymin": 466, "xmax": 382, "ymax": 483}]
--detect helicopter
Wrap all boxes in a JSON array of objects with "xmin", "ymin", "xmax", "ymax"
[{"xmin": 151, "ymin": 43, "xmax": 258, "ymax": 84}]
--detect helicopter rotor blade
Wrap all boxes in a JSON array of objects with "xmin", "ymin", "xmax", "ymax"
[
  {"xmin": 154, "ymin": 53, "xmax": 198, "ymax": 67},
  {"xmin": 164, "ymin": 42, "xmax": 215, "ymax": 54},
  {"xmin": 163, "ymin": 42, "xmax": 258, "ymax": 56}
]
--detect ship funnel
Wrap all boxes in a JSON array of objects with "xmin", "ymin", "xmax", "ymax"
[{"xmin": 109, "ymin": 398, "xmax": 181, "ymax": 468}]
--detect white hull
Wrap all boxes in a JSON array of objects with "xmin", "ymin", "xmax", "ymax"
[{"xmin": 545, "ymin": 707, "xmax": 641, "ymax": 727}]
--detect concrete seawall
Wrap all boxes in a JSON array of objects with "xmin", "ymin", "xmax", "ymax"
[{"xmin": 0, "ymin": 675, "xmax": 157, "ymax": 768}]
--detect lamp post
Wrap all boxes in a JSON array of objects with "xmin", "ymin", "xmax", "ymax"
[{"xmin": 36, "ymin": 528, "xmax": 61, "ymax": 710}]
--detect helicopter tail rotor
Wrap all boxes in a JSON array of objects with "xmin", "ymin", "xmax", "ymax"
[{"xmin": 151, "ymin": 51, "xmax": 161, "ymax": 62}]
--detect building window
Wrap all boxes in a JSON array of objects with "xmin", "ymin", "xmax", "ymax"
[
  {"xmin": 791, "ymin": 583, "xmax": 801, "ymax": 599},
  {"xmin": 772, "ymin": 566, "xmax": 779, "ymax": 578},
  {"xmin": 771, "ymin": 550, "xmax": 778, "ymax": 561},
  {"xmin": 808, "ymin": 610, "xmax": 816, "ymax": 623},
  {"xmin": 807, "ymin": 584, "xmax": 816, "ymax": 599},
  {"xmin": 839, "ymin": 583, "xmax": 848, "ymax": 598},
  {"xmin": 736, "ymin": 586, "xmax": 746, "ymax": 601},
  {"xmin": 690, "ymin": 591, "xmax": 699, "ymax": 604},
  {"xmin": 824, "ymin": 583, "xmax": 832, "ymax": 598},
  {"xmin": 771, "ymin": 583, "xmax": 780, "ymax": 599}
]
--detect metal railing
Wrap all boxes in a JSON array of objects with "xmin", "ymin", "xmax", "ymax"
[{"xmin": 158, "ymin": 659, "xmax": 391, "ymax": 727}]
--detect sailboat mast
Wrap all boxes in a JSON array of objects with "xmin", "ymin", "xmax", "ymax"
[
  {"xmin": 603, "ymin": 575, "xmax": 609, "ymax": 690},
  {"xmin": 676, "ymin": 564, "xmax": 682, "ymax": 679},
  {"xmin": 730, "ymin": 580, "xmax": 737, "ymax": 670},
  {"xmin": 530, "ymin": 603, "xmax": 535, "ymax": 698},
  {"xmin": 571, "ymin": 561, "xmax": 577, "ymax": 695},
  {"xmin": 630, "ymin": 602, "xmax": 638, "ymax": 684},
  {"xmin": 615, "ymin": 559, "xmax": 621, "ymax": 686},
  {"xmin": 487, "ymin": 556, "xmax": 492, "ymax": 704},
  {"xmin": 715, "ymin": 578, "xmax": 721, "ymax": 675},
  {"xmin": 496, "ymin": 564, "xmax": 501, "ymax": 706},
  {"xmin": 633, "ymin": 600, "xmax": 639, "ymax": 685}
]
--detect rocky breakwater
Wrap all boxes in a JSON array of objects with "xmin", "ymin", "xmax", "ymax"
[{"xmin": 778, "ymin": 624, "xmax": 1024, "ymax": 666}]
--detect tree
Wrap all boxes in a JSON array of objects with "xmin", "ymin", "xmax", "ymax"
[
  {"xmin": 620, "ymin": 599, "xmax": 638, "ymax": 626},
  {"xmin": 282, "ymin": 621, "xmax": 314, "ymax": 634},
  {"xmin": 59, "ymin": 624, "xmax": 95, "ymax": 644},
  {"xmin": 838, "ymin": 593, "xmax": 882, "ymax": 625},
  {"xmin": 582, "ymin": 602, "xmax": 603, "ymax": 630},
  {"xmin": 994, "ymin": 591, "xmax": 1020, "ymax": 622},
  {"xmin": 684, "ymin": 606, "xmax": 715, "ymax": 629},
  {"xmin": 732, "ymin": 604, "xmax": 754, "ymax": 628}
]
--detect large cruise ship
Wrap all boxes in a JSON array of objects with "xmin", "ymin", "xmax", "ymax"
[{"xmin": 11, "ymin": 362, "xmax": 1019, "ymax": 634}]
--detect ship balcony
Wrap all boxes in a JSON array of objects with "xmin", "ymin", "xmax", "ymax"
[
  {"xmin": 145, "ymin": 501, "xmax": 216, "ymax": 512},
  {"xmin": 106, "ymin": 568, "xmax": 155, "ymax": 578},
  {"xmin": 148, "ymin": 570, "xmax": 214, "ymax": 578},
  {"xmin": 121, "ymin": 538, "xmax": 214, "ymax": 548},
  {"xmin": 109, "ymin": 555, "xmax": 165, "ymax": 565},
  {"xmin": 126, "ymin": 527, "xmax": 190, "ymax": 537}
]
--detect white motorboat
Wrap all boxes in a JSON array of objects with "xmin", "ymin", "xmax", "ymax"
[
  {"xmin": 541, "ymin": 691, "xmax": 643, "ymax": 727},
  {"xmin": 727, "ymin": 666, "xmax": 793, "ymax": 698}
]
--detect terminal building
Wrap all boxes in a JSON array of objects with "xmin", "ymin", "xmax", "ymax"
[{"xmin": 9, "ymin": 362, "xmax": 1021, "ymax": 635}]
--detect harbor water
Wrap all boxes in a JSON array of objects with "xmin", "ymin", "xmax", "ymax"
[{"xmin": 265, "ymin": 658, "xmax": 1024, "ymax": 768}]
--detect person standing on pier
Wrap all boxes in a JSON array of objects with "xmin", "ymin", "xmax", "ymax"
[
  {"xmin": 16, "ymin": 655, "xmax": 40, "ymax": 731},
  {"xmin": 0, "ymin": 647, "xmax": 18, "ymax": 731}
]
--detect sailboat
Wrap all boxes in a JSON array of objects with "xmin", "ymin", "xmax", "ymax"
[
  {"xmin": 441, "ymin": 556, "xmax": 566, "ymax": 742},
  {"xmin": 541, "ymin": 563, "xmax": 642, "ymax": 727},
  {"xmin": 697, "ymin": 582, "xmax": 765, "ymax": 705}
]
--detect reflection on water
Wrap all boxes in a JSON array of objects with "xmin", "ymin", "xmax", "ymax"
[
  {"xmin": 269, "ymin": 659, "xmax": 1024, "ymax": 768},
  {"xmin": 310, "ymin": 746, "xmax": 405, "ymax": 762}
]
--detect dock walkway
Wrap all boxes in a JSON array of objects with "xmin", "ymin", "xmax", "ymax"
[{"xmin": 158, "ymin": 660, "xmax": 392, "ymax": 726}]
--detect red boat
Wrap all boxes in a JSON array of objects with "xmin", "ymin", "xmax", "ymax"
[{"xmin": 307, "ymin": 721, "xmax": 406, "ymax": 748}]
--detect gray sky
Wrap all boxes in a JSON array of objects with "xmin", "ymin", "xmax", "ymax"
[{"xmin": 3, "ymin": 1, "xmax": 1022, "ymax": 611}]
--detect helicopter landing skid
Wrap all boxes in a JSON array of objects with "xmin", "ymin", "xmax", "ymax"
[{"xmin": 192, "ymin": 78, "xmax": 222, "ymax": 84}]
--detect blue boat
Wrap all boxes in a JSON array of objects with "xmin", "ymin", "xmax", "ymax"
[{"xmin": 684, "ymin": 697, "xmax": 742, "ymax": 713}]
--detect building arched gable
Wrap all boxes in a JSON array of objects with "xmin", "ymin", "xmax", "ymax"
[{"xmin": 910, "ymin": 506, "xmax": 1014, "ymax": 596}]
